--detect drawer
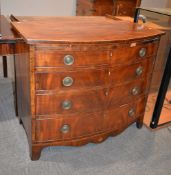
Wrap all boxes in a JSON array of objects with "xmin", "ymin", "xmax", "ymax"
[
  {"xmin": 35, "ymin": 50, "xmax": 109, "ymax": 67},
  {"xmin": 111, "ymin": 41, "xmax": 159, "ymax": 66},
  {"xmin": 35, "ymin": 68, "xmax": 108, "ymax": 91},
  {"xmin": 108, "ymin": 79, "xmax": 150, "ymax": 109},
  {"xmin": 103, "ymin": 96, "xmax": 146, "ymax": 130},
  {"xmin": 110, "ymin": 58, "xmax": 154, "ymax": 86},
  {"xmin": 36, "ymin": 88, "xmax": 107, "ymax": 115},
  {"xmin": 35, "ymin": 111, "xmax": 104, "ymax": 142},
  {"xmin": 35, "ymin": 58, "xmax": 153, "ymax": 91},
  {"xmin": 34, "ymin": 96, "xmax": 146, "ymax": 142},
  {"xmin": 36, "ymin": 79, "xmax": 149, "ymax": 115}
]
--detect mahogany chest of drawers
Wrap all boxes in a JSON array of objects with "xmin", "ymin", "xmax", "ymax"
[
  {"xmin": 76, "ymin": 0, "xmax": 141, "ymax": 17},
  {"xmin": 12, "ymin": 16, "xmax": 164, "ymax": 160}
]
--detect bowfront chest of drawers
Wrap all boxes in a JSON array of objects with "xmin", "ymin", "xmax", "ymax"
[{"xmin": 12, "ymin": 16, "xmax": 164, "ymax": 160}]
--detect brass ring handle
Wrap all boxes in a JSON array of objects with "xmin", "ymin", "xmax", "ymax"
[
  {"xmin": 131, "ymin": 87, "xmax": 139, "ymax": 96},
  {"xmin": 136, "ymin": 66, "xmax": 143, "ymax": 76},
  {"xmin": 63, "ymin": 77, "xmax": 74, "ymax": 87},
  {"xmin": 62, "ymin": 100, "xmax": 72, "ymax": 110},
  {"xmin": 64, "ymin": 55, "xmax": 74, "ymax": 66},
  {"xmin": 60, "ymin": 124, "xmax": 70, "ymax": 133},
  {"xmin": 128, "ymin": 108, "xmax": 136, "ymax": 117},
  {"xmin": 139, "ymin": 48, "xmax": 147, "ymax": 58}
]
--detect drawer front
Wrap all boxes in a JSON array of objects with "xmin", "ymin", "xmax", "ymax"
[
  {"xmin": 36, "ymin": 89, "xmax": 107, "ymax": 115},
  {"xmin": 35, "ymin": 50, "xmax": 109, "ymax": 67},
  {"xmin": 103, "ymin": 96, "xmax": 146, "ymax": 130},
  {"xmin": 34, "ymin": 96, "xmax": 146, "ymax": 142},
  {"xmin": 35, "ymin": 58, "xmax": 153, "ymax": 91},
  {"xmin": 111, "ymin": 42, "xmax": 158, "ymax": 65},
  {"xmin": 110, "ymin": 58, "xmax": 154, "ymax": 86},
  {"xmin": 35, "ymin": 111, "xmax": 104, "ymax": 142},
  {"xmin": 108, "ymin": 79, "xmax": 149, "ymax": 109},
  {"xmin": 35, "ymin": 68, "xmax": 108, "ymax": 91},
  {"xmin": 36, "ymin": 78, "xmax": 149, "ymax": 115}
]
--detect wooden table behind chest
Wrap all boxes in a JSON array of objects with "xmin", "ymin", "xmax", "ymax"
[
  {"xmin": 76, "ymin": 0, "xmax": 141, "ymax": 17},
  {"xmin": 12, "ymin": 17, "xmax": 163, "ymax": 160}
]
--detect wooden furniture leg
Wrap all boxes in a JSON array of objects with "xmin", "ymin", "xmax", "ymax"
[
  {"xmin": 13, "ymin": 52, "xmax": 18, "ymax": 116},
  {"xmin": 31, "ymin": 145, "xmax": 43, "ymax": 161},
  {"xmin": 136, "ymin": 117, "xmax": 144, "ymax": 129}
]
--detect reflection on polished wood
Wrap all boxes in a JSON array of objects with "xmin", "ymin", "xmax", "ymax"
[{"xmin": 11, "ymin": 16, "xmax": 163, "ymax": 43}]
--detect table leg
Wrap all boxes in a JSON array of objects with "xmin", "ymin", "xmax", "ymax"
[
  {"xmin": 13, "ymin": 46, "xmax": 18, "ymax": 116},
  {"xmin": 2, "ymin": 56, "xmax": 8, "ymax": 78}
]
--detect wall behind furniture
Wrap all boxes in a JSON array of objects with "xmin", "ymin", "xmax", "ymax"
[
  {"xmin": 1, "ymin": 0, "xmax": 77, "ymax": 16},
  {"xmin": 141, "ymin": 0, "xmax": 171, "ymax": 8}
]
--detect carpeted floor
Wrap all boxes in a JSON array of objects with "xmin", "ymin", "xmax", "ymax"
[{"xmin": 0, "ymin": 78, "xmax": 171, "ymax": 175}]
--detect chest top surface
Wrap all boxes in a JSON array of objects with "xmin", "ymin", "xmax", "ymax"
[{"xmin": 11, "ymin": 16, "xmax": 164, "ymax": 44}]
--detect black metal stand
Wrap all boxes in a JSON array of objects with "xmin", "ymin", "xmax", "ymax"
[
  {"xmin": 1, "ymin": 42, "xmax": 18, "ymax": 116},
  {"xmin": 134, "ymin": 8, "xmax": 140, "ymax": 23},
  {"xmin": 2, "ymin": 56, "xmax": 8, "ymax": 77},
  {"xmin": 133, "ymin": 7, "xmax": 171, "ymax": 129},
  {"xmin": 150, "ymin": 48, "xmax": 171, "ymax": 128},
  {"xmin": 12, "ymin": 43, "xmax": 18, "ymax": 116}
]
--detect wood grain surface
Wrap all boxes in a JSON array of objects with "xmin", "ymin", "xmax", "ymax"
[{"xmin": 11, "ymin": 16, "xmax": 164, "ymax": 44}]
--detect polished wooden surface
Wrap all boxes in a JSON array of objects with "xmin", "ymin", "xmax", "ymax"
[
  {"xmin": 114, "ymin": 16, "xmax": 171, "ymax": 31},
  {"xmin": 76, "ymin": 0, "xmax": 141, "ymax": 17},
  {"xmin": 13, "ymin": 16, "xmax": 163, "ymax": 160},
  {"xmin": 35, "ymin": 49, "xmax": 109, "ymax": 67},
  {"xmin": 11, "ymin": 16, "xmax": 164, "ymax": 44}
]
